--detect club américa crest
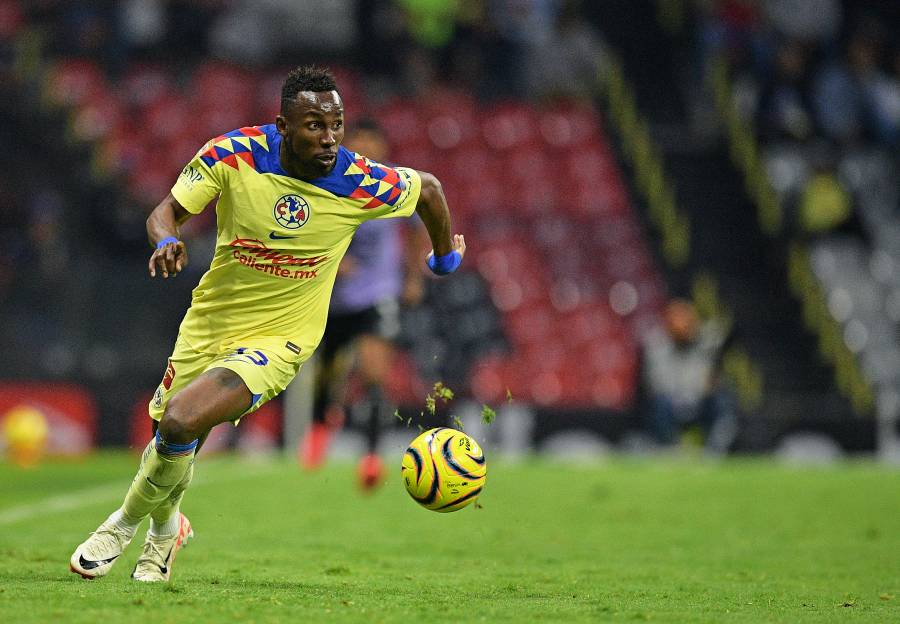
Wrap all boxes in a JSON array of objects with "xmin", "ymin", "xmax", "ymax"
[{"xmin": 273, "ymin": 194, "xmax": 310, "ymax": 229}]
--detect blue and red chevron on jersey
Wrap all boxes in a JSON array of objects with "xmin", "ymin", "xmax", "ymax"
[
  {"xmin": 198, "ymin": 126, "xmax": 272, "ymax": 172},
  {"xmin": 306, "ymin": 147, "xmax": 410, "ymax": 209},
  {"xmin": 198, "ymin": 125, "xmax": 410, "ymax": 209}
]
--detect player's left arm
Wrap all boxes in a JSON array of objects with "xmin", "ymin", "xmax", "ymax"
[{"xmin": 415, "ymin": 171, "xmax": 466, "ymax": 276}]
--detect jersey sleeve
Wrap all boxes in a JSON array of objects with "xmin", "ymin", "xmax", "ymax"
[
  {"xmin": 366, "ymin": 166, "xmax": 422, "ymax": 221},
  {"xmin": 170, "ymin": 141, "xmax": 224, "ymax": 214}
]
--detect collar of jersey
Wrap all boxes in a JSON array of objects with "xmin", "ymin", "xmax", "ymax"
[{"xmin": 260, "ymin": 125, "xmax": 354, "ymax": 195}]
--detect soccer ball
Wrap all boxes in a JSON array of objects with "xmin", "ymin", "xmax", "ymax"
[{"xmin": 401, "ymin": 427, "xmax": 486, "ymax": 512}]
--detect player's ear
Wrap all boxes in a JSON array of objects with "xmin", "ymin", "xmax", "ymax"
[{"xmin": 275, "ymin": 115, "xmax": 287, "ymax": 135}]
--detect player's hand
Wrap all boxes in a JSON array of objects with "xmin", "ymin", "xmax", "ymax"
[
  {"xmin": 425, "ymin": 234, "xmax": 466, "ymax": 276},
  {"xmin": 425, "ymin": 234, "xmax": 466, "ymax": 264},
  {"xmin": 451, "ymin": 233, "xmax": 466, "ymax": 260},
  {"xmin": 149, "ymin": 240, "xmax": 188, "ymax": 279}
]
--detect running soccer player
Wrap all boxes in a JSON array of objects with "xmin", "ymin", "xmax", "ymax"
[
  {"xmin": 69, "ymin": 66, "xmax": 466, "ymax": 582},
  {"xmin": 300, "ymin": 119, "xmax": 425, "ymax": 488}
]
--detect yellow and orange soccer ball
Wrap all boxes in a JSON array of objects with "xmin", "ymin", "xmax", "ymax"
[{"xmin": 401, "ymin": 427, "xmax": 486, "ymax": 512}]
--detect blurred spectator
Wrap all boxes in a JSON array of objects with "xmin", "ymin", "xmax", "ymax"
[
  {"xmin": 397, "ymin": 0, "xmax": 460, "ymax": 50},
  {"xmin": 798, "ymin": 167, "xmax": 851, "ymax": 235},
  {"xmin": 356, "ymin": 0, "xmax": 413, "ymax": 80},
  {"xmin": 756, "ymin": 40, "xmax": 815, "ymax": 141},
  {"xmin": 710, "ymin": 3, "xmax": 900, "ymax": 150},
  {"xmin": 812, "ymin": 26, "xmax": 883, "ymax": 145},
  {"xmin": 866, "ymin": 47, "xmax": 900, "ymax": 147},
  {"xmin": 641, "ymin": 299, "xmax": 737, "ymax": 454},
  {"xmin": 0, "ymin": 0, "xmax": 24, "ymax": 79},
  {"xmin": 26, "ymin": 187, "xmax": 70, "ymax": 281},
  {"xmin": 117, "ymin": 0, "xmax": 166, "ymax": 54},
  {"xmin": 762, "ymin": 0, "xmax": 841, "ymax": 45},
  {"xmin": 696, "ymin": 0, "xmax": 771, "ymax": 79},
  {"xmin": 484, "ymin": 0, "xmax": 562, "ymax": 97},
  {"xmin": 526, "ymin": 0, "xmax": 609, "ymax": 101}
]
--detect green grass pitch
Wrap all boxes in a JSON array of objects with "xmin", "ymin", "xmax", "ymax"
[{"xmin": 0, "ymin": 451, "xmax": 897, "ymax": 623}]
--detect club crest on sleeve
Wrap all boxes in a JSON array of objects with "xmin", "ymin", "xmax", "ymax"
[{"xmin": 273, "ymin": 194, "xmax": 310, "ymax": 230}]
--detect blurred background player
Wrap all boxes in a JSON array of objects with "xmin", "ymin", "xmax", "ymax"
[
  {"xmin": 300, "ymin": 119, "xmax": 426, "ymax": 489},
  {"xmin": 640, "ymin": 299, "xmax": 737, "ymax": 454}
]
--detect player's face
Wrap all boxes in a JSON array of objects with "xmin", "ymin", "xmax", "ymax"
[{"xmin": 276, "ymin": 91, "xmax": 345, "ymax": 179}]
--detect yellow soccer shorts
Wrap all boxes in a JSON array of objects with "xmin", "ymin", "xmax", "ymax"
[{"xmin": 148, "ymin": 333, "xmax": 305, "ymax": 424}]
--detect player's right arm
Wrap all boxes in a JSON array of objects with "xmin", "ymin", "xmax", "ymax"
[
  {"xmin": 148, "ymin": 138, "xmax": 225, "ymax": 278},
  {"xmin": 147, "ymin": 194, "xmax": 193, "ymax": 279}
]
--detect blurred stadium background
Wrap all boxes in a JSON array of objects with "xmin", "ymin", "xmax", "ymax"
[{"xmin": 1, "ymin": 0, "xmax": 900, "ymax": 463}]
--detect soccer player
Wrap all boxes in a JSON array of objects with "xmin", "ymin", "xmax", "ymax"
[
  {"xmin": 69, "ymin": 66, "xmax": 466, "ymax": 582},
  {"xmin": 300, "ymin": 119, "xmax": 425, "ymax": 488}
]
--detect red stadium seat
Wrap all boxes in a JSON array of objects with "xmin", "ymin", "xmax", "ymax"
[
  {"xmin": 254, "ymin": 69, "xmax": 288, "ymax": 124},
  {"xmin": 144, "ymin": 95, "xmax": 193, "ymax": 142},
  {"xmin": 481, "ymin": 102, "xmax": 539, "ymax": 151},
  {"xmin": 190, "ymin": 62, "xmax": 255, "ymax": 108},
  {"xmin": 195, "ymin": 100, "xmax": 255, "ymax": 139},
  {"xmin": 383, "ymin": 352, "xmax": 428, "ymax": 406},
  {"xmin": 163, "ymin": 135, "xmax": 206, "ymax": 177},
  {"xmin": 0, "ymin": 0, "xmax": 24, "ymax": 40},
  {"xmin": 129, "ymin": 163, "xmax": 174, "ymax": 201},
  {"xmin": 539, "ymin": 102, "xmax": 600, "ymax": 148},
  {"xmin": 504, "ymin": 306, "xmax": 555, "ymax": 347},
  {"xmin": 377, "ymin": 101, "xmax": 427, "ymax": 149},
  {"xmin": 44, "ymin": 59, "xmax": 106, "ymax": 108},
  {"xmin": 70, "ymin": 92, "xmax": 124, "ymax": 143},
  {"xmin": 447, "ymin": 145, "xmax": 503, "ymax": 184},
  {"xmin": 391, "ymin": 144, "xmax": 436, "ymax": 173},
  {"xmin": 121, "ymin": 64, "xmax": 174, "ymax": 108}
]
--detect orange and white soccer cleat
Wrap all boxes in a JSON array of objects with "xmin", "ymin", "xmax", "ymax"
[{"xmin": 131, "ymin": 513, "xmax": 194, "ymax": 582}]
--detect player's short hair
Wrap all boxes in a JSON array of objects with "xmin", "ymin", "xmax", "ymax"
[{"xmin": 281, "ymin": 66, "xmax": 338, "ymax": 111}]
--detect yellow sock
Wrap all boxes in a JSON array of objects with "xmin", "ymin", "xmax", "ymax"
[
  {"xmin": 150, "ymin": 463, "xmax": 193, "ymax": 535},
  {"xmin": 121, "ymin": 433, "xmax": 196, "ymax": 524}
]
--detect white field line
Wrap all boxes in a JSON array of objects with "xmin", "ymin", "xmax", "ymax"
[{"xmin": 0, "ymin": 460, "xmax": 282, "ymax": 526}]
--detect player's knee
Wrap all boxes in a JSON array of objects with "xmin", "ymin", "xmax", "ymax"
[
  {"xmin": 358, "ymin": 338, "xmax": 391, "ymax": 384},
  {"xmin": 159, "ymin": 395, "xmax": 202, "ymax": 444}
]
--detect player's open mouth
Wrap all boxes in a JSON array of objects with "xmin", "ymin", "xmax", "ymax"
[{"xmin": 315, "ymin": 153, "xmax": 336, "ymax": 165}]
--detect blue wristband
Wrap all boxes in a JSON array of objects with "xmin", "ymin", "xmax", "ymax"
[
  {"xmin": 156, "ymin": 236, "xmax": 179, "ymax": 249},
  {"xmin": 427, "ymin": 250, "xmax": 462, "ymax": 275}
]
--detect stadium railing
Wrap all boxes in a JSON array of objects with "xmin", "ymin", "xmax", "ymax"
[
  {"xmin": 600, "ymin": 52, "xmax": 764, "ymax": 415},
  {"xmin": 708, "ymin": 56, "xmax": 875, "ymax": 418}
]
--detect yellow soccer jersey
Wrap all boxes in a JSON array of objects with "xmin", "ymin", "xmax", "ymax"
[{"xmin": 169, "ymin": 124, "xmax": 421, "ymax": 357}]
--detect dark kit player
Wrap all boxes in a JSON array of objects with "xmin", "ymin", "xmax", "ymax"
[{"xmin": 301, "ymin": 119, "xmax": 426, "ymax": 488}]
